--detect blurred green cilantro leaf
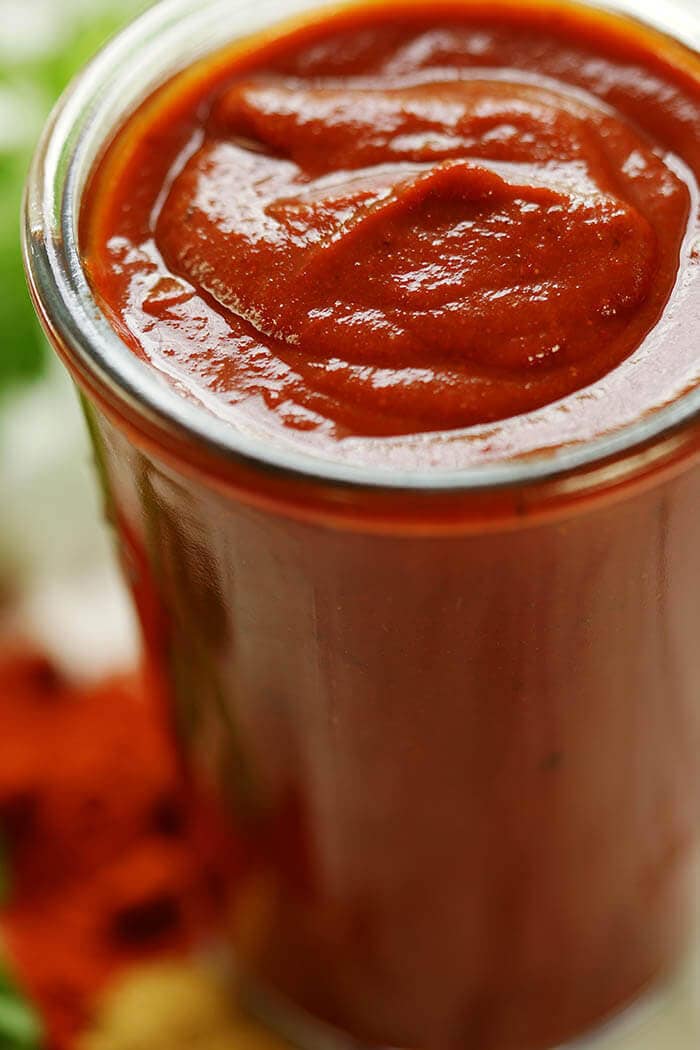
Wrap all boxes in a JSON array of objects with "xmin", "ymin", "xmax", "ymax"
[
  {"xmin": 0, "ymin": 150, "xmax": 44, "ymax": 388},
  {"xmin": 1, "ymin": 0, "xmax": 146, "ymax": 393},
  {"xmin": 0, "ymin": 968, "xmax": 42, "ymax": 1050}
]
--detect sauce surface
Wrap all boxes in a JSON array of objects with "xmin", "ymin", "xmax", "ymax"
[{"xmin": 83, "ymin": 2, "xmax": 700, "ymax": 470}]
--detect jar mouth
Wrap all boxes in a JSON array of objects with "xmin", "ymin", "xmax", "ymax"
[{"xmin": 21, "ymin": 0, "xmax": 700, "ymax": 495}]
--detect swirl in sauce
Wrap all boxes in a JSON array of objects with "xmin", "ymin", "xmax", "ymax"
[{"xmin": 84, "ymin": 5, "xmax": 700, "ymax": 469}]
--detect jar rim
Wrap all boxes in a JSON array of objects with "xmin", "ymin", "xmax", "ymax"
[{"xmin": 21, "ymin": 0, "xmax": 700, "ymax": 496}]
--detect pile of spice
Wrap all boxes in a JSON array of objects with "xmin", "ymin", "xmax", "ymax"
[{"xmin": 0, "ymin": 644, "xmax": 235, "ymax": 1049}]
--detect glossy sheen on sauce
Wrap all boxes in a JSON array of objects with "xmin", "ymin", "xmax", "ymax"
[{"xmin": 83, "ymin": 3, "xmax": 700, "ymax": 469}]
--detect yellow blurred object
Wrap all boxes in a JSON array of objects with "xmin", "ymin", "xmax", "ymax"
[{"xmin": 76, "ymin": 961, "xmax": 289, "ymax": 1050}]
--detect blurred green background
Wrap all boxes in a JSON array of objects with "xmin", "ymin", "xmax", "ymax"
[
  {"xmin": 0, "ymin": 0, "xmax": 149, "ymax": 624},
  {"xmin": 1, "ymin": 7, "xmax": 151, "ymax": 1036},
  {"xmin": 1, "ymin": 0, "xmax": 146, "ymax": 392}
]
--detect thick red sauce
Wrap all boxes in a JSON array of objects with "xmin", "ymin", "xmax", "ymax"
[
  {"xmin": 75, "ymin": 8, "xmax": 700, "ymax": 1049},
  {"xmin": 83, "ymin": 1, "xmax": 700, "ymax": 470}
]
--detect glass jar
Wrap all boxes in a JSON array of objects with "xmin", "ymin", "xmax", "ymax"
[{"xmin": 22, "ymin": 1, "xmax": 700, "ymax": 1047}]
